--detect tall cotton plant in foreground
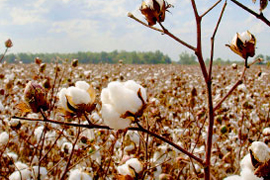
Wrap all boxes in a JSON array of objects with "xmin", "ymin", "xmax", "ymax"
[
  {"xmin": 101, "ymin": 80, "xmax": 147, "ymax": 130},
  {"xmin": 58, "ymin": 81, "xmax": 95, "ymax": 116}
]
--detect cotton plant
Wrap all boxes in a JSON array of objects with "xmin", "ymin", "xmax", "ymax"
[
  {"xmin": 101, "ymin": 80, "xmax": 147, "ymax": 130},
  {"xmin": 58, "ymin": 81, "xmax": 96, "ymax": 117}
]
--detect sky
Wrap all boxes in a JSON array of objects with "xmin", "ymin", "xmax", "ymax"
[{"xmin": 0, "ymin": 0, "xmax": 269, "ymax": 61}]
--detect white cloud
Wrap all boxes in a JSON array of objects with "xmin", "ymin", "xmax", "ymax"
[{"xmin": 10, "ymin": 7, "xmax": 46, "ymax": 25}]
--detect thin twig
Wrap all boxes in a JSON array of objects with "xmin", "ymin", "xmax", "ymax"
[
  {"xmin": 128, "ymin": 13, "xmax": 196, "ymax": 51},
  {"xmin": 0, "ymin": 48, "xmax": 8, "ymax": 64},
  {"xmin": 60, "ymin": 119, "xmax": 81, "ymax": 180},
  {"xmin": 230, "ymin": 0, "xmax": 270, "ymax": 27},
  {"xmin": 201, "ymin": 0, "xmax": 222, "ymax": 18},
  {"xmin": 208, "ymin": 1, "xmax": 227, "ymax": 80}
]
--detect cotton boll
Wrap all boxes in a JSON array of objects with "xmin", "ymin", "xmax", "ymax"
[
  {"xmin": 61, "ymin": 142, "xmax": 74, "ymax": 154},
  {"xmin": 117, "ymin": 163, "xmax": 132, "ymax": 176},
  {"xmin": 7, "ymin": 152, "xmax": 18, "ymax": 161},
  {"xmin": 117, "ymin": 158, "xmax": 143, "ymax": 177},
  {"xmin": 34, "ymin": 126, "xmax": 44, "ymax": 141},
  {"xmin": 0, "ymin": 131, "xmax": 9, "ymax": 145},
  {"xmin": 59, "ymin": 88, "xmax": 69, "ymax": 110},
  {"xmin": 107, "ymin": 81, "xmax": 142, "ymax": 114},
  {"xmin": 68, "ymin": 87, "xmax": 91, "ymax": 105},
  {"xmin": 124, "ymin": 158, "xmax": 143, "ymax": 174},
  {"xmin": 15, "ymin": 161, "xmax": 28, "ymax": 170},
  {"xmin": 101, "ymin": 104, "xmax": 131, "ymax": 130},
  {"xmin": 249, "ymin": 141, "xmax": 270, "ymax": 163},
  {"xmin": 240, "ymin": 168, "xmax": 262, "ymax": 180},
  {"xmin": 240, "ymin": 154, "xmax": 253, "ymax": 171},
  {"xmin": 75, "ymin": 81, "xmax": 90, "ymax": 91},
  {"xmin": 9, "ymin": 169, "xmax": 31, "ymax": 180},
  {"xmin": 69, "ymin": 169, "xmax": 92, "ymax": 180},
  {"xmin": 101, "ymin": 80, "xmax": 147, "ymax": 130},
  {"xmin": 124, "ymin": 80, "xmax": 147, "ymax": 102}
]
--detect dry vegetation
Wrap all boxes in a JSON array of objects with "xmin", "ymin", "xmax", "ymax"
[{"xmin": 0, "ymin": 62, "xmax": 269, "ymax": 179}]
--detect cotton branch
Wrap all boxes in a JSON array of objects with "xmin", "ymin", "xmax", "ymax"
[
  {"xmin": 208, "ymin": 1, "xmax": 227, "ymax": 80},
  {"xmin": 230, "ymin": 0, "xmax": 270, "ymax": 27}
]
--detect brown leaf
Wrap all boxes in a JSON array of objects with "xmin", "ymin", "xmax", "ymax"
[
  {"xmin": 254, "ymin": 159, "xmax": 270, "ymax": 179},
  {"xmin": 116, "ymin": 175, "xmax": 134, "ymax": 180},
  {"xmin": 15, "ymin": 101, "xmax": 32, "ymax": 115}
]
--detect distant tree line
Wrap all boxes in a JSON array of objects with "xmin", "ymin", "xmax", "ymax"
[
  {"xmin": 2, "ymin": 50, "xmax": 172, "ymax": 64},
  {"xmin": 177, "ymin": 51, "xmax": 270, "ymax": 65}
]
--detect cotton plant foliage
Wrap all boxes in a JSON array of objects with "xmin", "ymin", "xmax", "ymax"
[{"xmin": 101, "ymin": 80, "xmax": 147, "ymax": 130}]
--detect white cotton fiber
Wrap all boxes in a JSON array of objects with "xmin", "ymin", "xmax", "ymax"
[
  {"xmin": 0, "ymin": 131, "xmax": 9, "ymax": 145},
  {"xmin": 249, "ymin": 141, "xmax": 270, "ymax": 163},
  {"xmin": 75, "ymin": 81, "xmax": 90, "ymax": 91},
  {"xmin": 67, "ymin": 87, "xmax": 91, "ymax": 105},
  {"xmin": 101, "ymin": 104, "xmax": 131, "ymax": 130},
  {"xmin": 69, "ymin": 169, "xmax": 92, "ymax": 180}
]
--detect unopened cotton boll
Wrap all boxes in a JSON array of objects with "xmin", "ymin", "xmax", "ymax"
[
  {"xmin": 69, "ymin": 169, "xmax": 93, "ymax": 180},
  {"xmin": 101, "ymin": 80, "xmax": 147, "ymax": 130},
  {"xmin": 0, "ymin": 131, "xmax": 9, "ymax": 145}
]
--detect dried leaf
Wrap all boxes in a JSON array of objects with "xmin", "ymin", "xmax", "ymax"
[
  {"xmin": 15, "ymin": 101, "xmax": 32, "ymax": 114},
  {"xmin": 116, "ymin": 175, "xmax": 134, "ymax": 180}
]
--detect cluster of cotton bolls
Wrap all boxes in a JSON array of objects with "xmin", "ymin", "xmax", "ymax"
[{"xmin": 0, "ymin": 62, "xmax": 270, "ymax": 179}]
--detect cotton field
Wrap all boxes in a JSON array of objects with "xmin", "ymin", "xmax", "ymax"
[{"xmin": 0, "ymin": 62, "xmax": 270, "ymax": 179}]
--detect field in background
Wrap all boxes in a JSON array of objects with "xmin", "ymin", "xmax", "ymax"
[{"xmin": 0, "ymin": 63, "xmax": 269, "ymax": 179}]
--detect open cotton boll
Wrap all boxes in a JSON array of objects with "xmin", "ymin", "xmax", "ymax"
[
  {"xmin": 69, "ymin": 169, "xmax": 92, "ymax": 180},
  {"xmin": 240, "ymin": 154, "xmax": 253, "ymax": 171},
  {"xmin": 101, "ymin": 104, "xmax": 131, "ymax": 130},
  {"xmin": 75, "ymin": 81, "xmax": 90, "ymax": 91},
  {"xmin": 117, "ymin": 163, "xmax": 132, "ymax": 176},
  {"xmin": 34, "ymin": 126, "xmax": 44, "ymax": 141},
  {"xmin": 9, "ymin": 169, "xmax": 31, "ymax": 180},
  {"xmin": 101, "ymin": 80, "xmax": 147, "ymax": 130},
  {"xmin": 124, "ymin": 80, "xmax": 147, "ymax": 102},
  {"xmin": 0, "ymin": 131, "xmax": 9, "ymax": 145},
  {"xmin": 125, "ymin": 158, "xmax": 143, "ymax": 174},
  {"xmin": 107, "ymin": 81, "xmax": 142, "ymax": 114},
  {"xmin": 240, "ymin": 168, "xmax": 262, "ymax": 180},
  {"xmin": 117, "ymin": 158, "xmax": 143, "ymax": 177},
  {"xmin": 240, "ymin": 31, "xmax": 252, "ymax": 42},
  {"xmin": 249, "ymin": 141, "xmax": 270, "ymax": 163},
  {"xmin": 59, "ymin": 88, "xmax": 69, "ymax": 110},
  {"xmin": 68, "ymin": 87, "xmax": 91, "ymax": 105}
]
